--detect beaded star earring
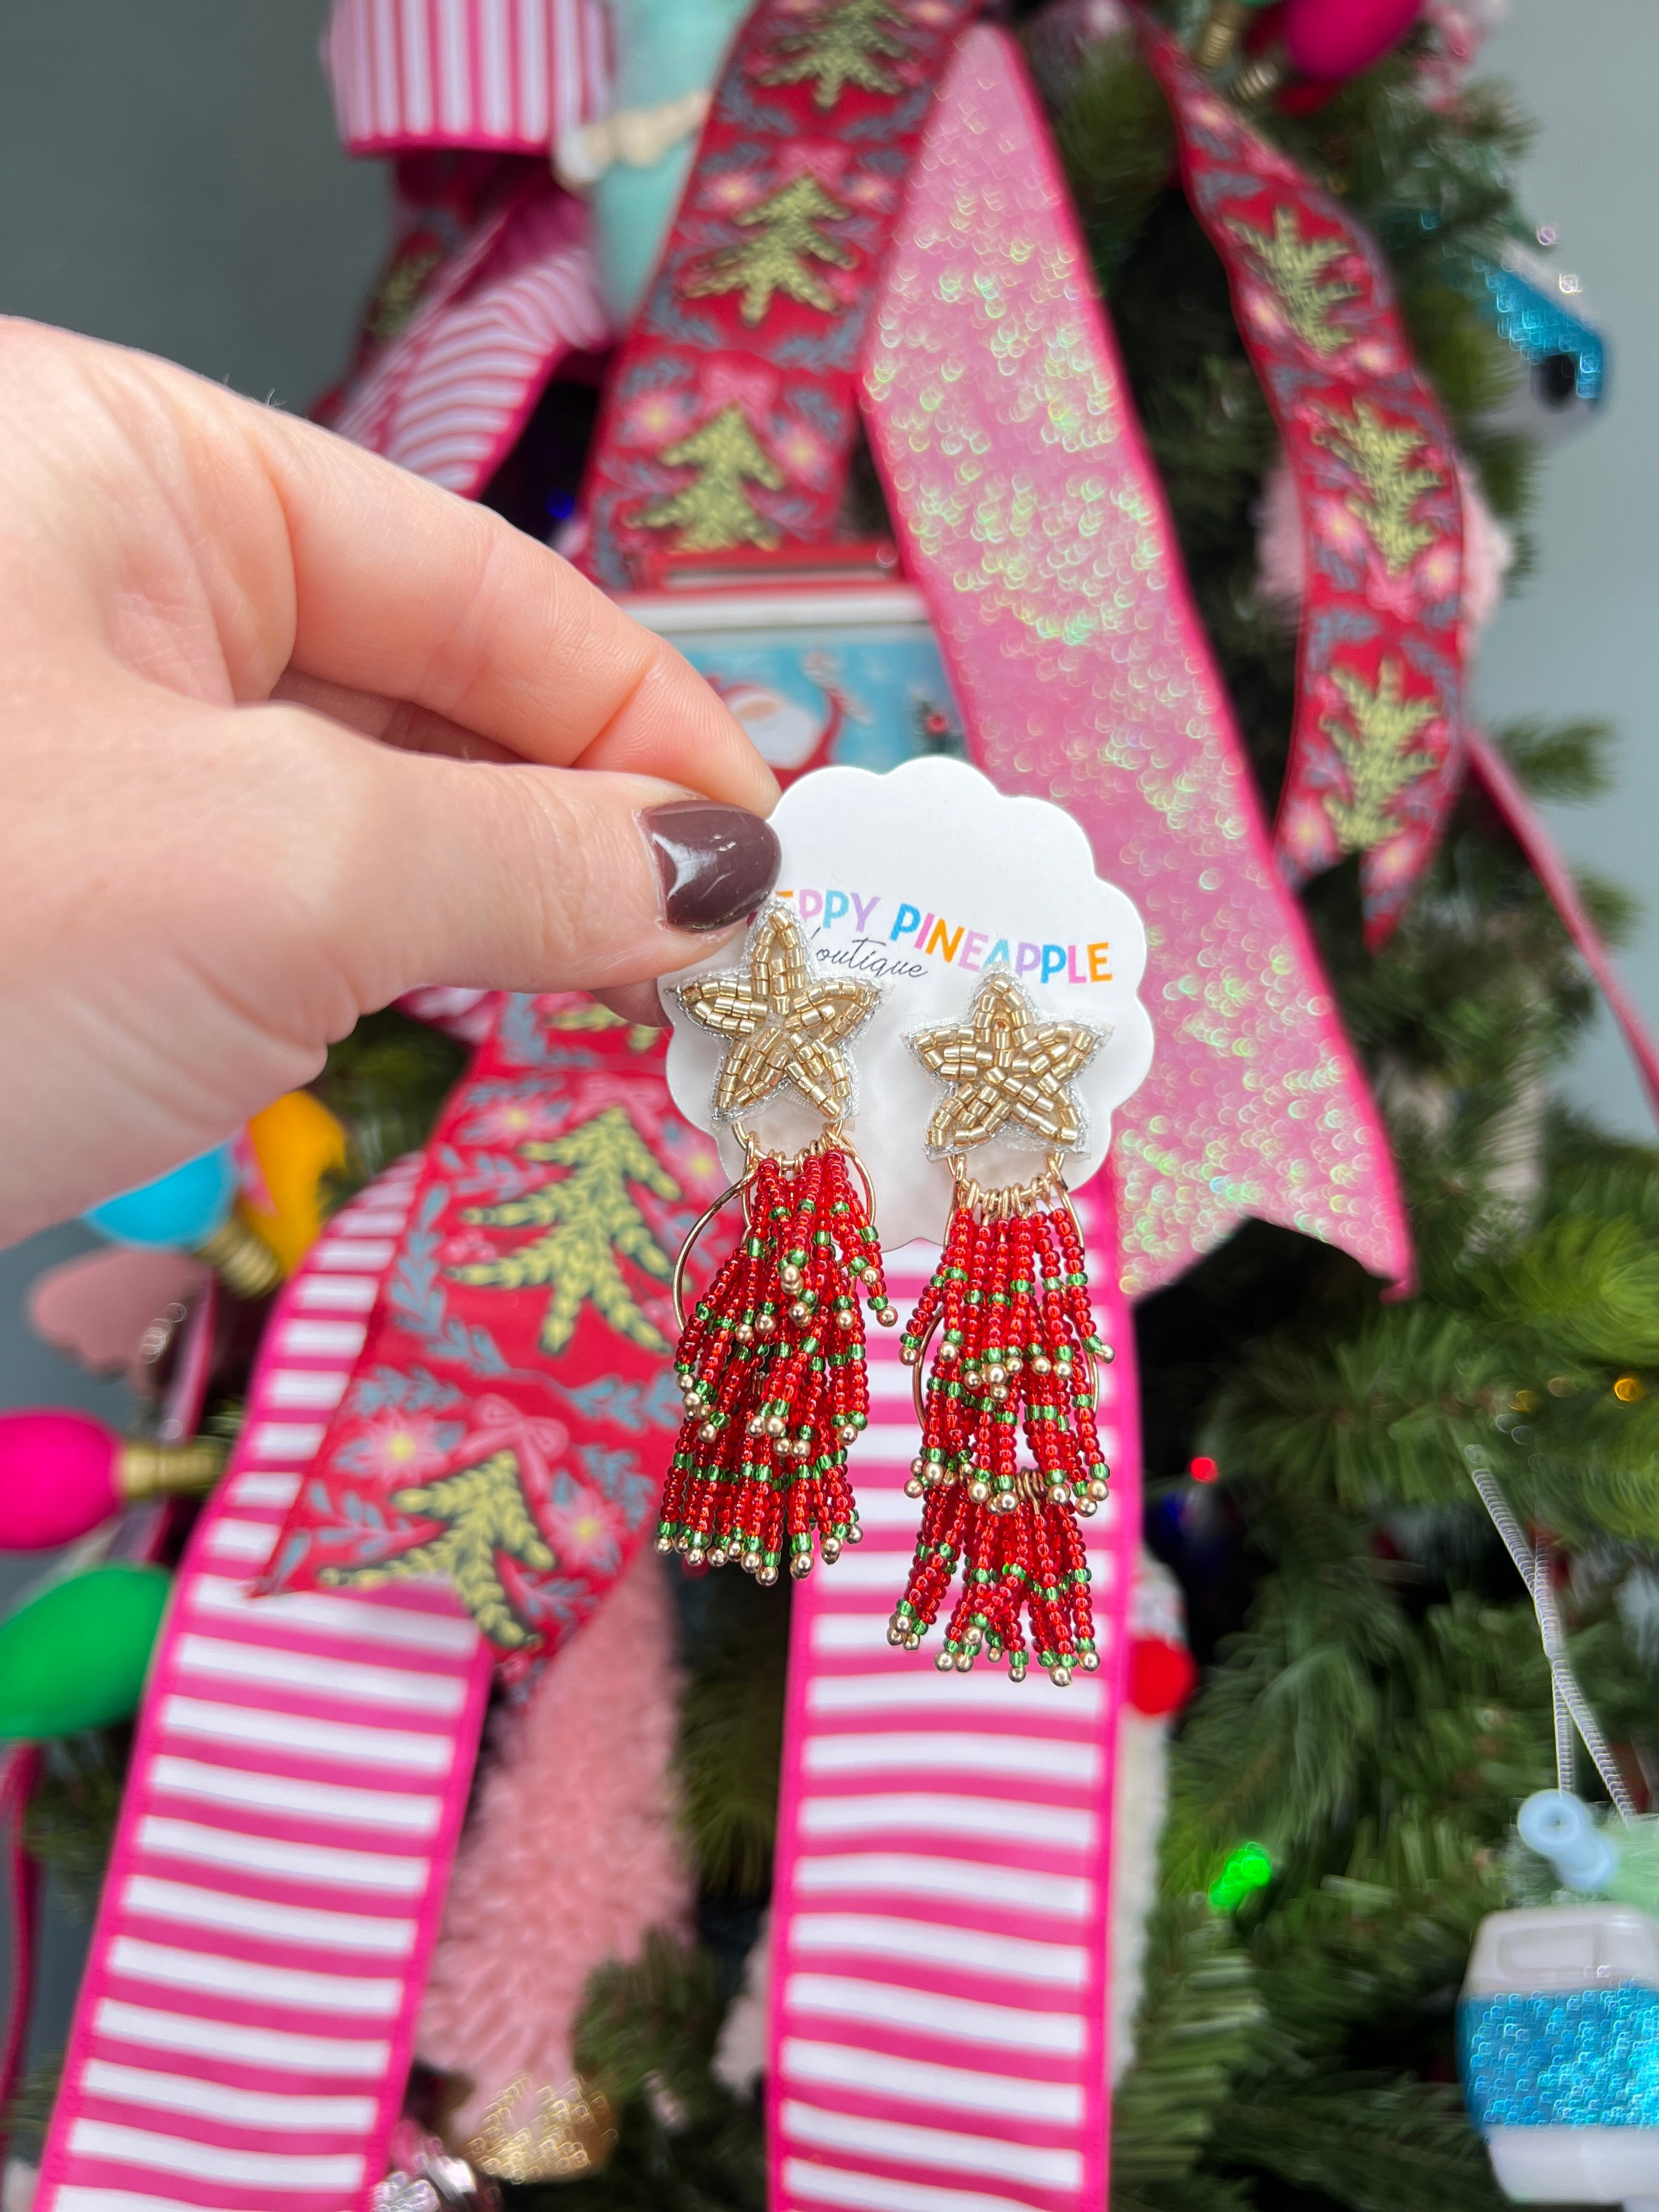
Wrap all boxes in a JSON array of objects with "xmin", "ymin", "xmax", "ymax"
[
  {"xmin": 890, "ymin": 970, "xmax": 1113, "ymax": 1685},
  {"xmin": 659, "ymin": 905, "xmax": 896, "ymax": 1584}
]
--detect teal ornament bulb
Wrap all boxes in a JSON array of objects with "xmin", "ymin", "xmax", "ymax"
[
  {"xmin": 0, "ymin": 1562, "xmax": 171, "ymax": 1739},
  {"xmin": 84, "ymin": 1143, "xmax": 236, "ymax": 1251}
]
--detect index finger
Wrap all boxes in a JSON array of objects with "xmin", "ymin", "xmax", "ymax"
[{"xmin": 252, "ymin": 385, "xmax": 777, "ymax": 811}]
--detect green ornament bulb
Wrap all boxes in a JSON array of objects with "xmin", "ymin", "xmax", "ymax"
[{"xmin": 0, "ymin": 1562, "xmax": 170, "ymax": 1740}]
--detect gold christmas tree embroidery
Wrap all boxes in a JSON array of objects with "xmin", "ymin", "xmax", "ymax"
[
  {"xmin": 1322, "ymin": 658, "xmax": 1441, "ymax": 851},
  {"xmin": 544, "ymin": 1002, "xmax": 661, "ymax": 1052},
  {"xmin": 448, "ymin": 1107, "xmax": 679, "ymax": 1355},
  {"xmin": 682, "ymin": 176, "xmax": 855, "ymax": 325},
  {"xmin": 637, "ymin": 407, "xmax": 785, "ymax": 554},
  {"xmin": 1227, "ymin": 206, "xmax": 1359, "ymax": 356},
  {"xmin": 1316, "ymin": 400, "xmax": 1443, "ymax": 572},
  {"xmin": 755, "ymin": 0, "xmax": 910, "ymax": 108},
  {"xmin": 320, "ymin": 1449, "xmax": 552, "ymax": 1649}
]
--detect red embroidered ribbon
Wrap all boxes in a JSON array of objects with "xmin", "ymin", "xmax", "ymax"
[
  {"xmin": 266, "ymin": 996, "xmax": 729, "ymax": 1665},
  {"xmin": 1138, "ymin": 16, "xmax": 1467, "ymax": 948},
  {"xmin": 576, "ymin": 0, "xmax": 981, "ymax": 590}
]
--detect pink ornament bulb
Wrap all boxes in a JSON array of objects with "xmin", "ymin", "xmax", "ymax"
[
  {"xmin": 1282, "ymin": 0, "xmax": 1423, "ymax": 80},
  {"xmin": 0, "ymin": 1410, "xmax": 225, "ymax": 1551},
  {"xmin": 0, "ymin": 1412, "xmax": 121, "ymax": 1548}
]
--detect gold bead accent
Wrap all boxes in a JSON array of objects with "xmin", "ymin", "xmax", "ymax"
[
  {"xmin": 117, "ymin": 1435, "xmax": 228, "ymax": 1503},
  {"xmin": 193, "ymin": 1212, "xmax": 282, "ymax": 1299},
  {"xmin": 678, "ymin": 905, "xmax": 879, "ymax": 1123},
  {"xmin": 911, "ymin": 972, "xmax": 1102, "ymax": 1158},
  {"xmin": 465, "ymin": 2072, "xmax": 618, "ymax": 2184}
]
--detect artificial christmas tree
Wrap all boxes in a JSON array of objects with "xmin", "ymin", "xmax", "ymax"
[{"xmin": 5, "ymin": 7, "xmax": 1656, "ymax": 2212}]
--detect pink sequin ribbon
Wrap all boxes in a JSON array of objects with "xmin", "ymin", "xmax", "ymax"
[
  {"xmin": 1138, "ymin": 14, "xmax": 1467, "ymax": 948},
  {"xmin": 863, "ymin": 29, "xmax": 1410, "ymax": 1296}
]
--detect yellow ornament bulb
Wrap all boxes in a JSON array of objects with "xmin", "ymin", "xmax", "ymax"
[{"xmin": 241, "ymin": 1091, "xmax": 351, "ymax": 1277}]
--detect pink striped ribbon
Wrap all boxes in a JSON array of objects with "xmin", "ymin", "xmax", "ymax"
[
  {"xmin": 34, "ymin": 1161, "xmax": 491, "ymax": 2212},
  {"xmin": 332, "ymin": 179, "xmax": 610, "ymax": 499},
  {"xmin": 322, "ymin": 0, "xmax": 611, "ymax": 156},
  {"xmin": 769, "ymin": 1182, "xmax": 1138, "ymax": 2212}
]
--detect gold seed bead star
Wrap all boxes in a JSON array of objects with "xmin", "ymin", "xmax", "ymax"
[
  {"xmin": 679, "ymin": 905, "xmax": 879, "ymax": 1125},
  {"xmin": 911, "ymin": 970, "xmax": 1104, "ymax": 1155}
]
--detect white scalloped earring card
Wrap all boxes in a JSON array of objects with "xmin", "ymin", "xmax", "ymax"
[{"xmin": 660, "ymin": 755, "xmax": 1153, "ymax": 1249}]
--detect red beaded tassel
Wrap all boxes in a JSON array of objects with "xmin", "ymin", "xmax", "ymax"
[
  {"xmin": 890, "ymin": 1170, "xmax": 1110, "ymax": 1684},
  {"xmin": 659, "ymin": 1144, "xmax": 895, "ymax": 1584}
]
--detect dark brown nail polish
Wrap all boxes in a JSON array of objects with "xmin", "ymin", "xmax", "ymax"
[{"xmin": 641, "ymin": 802, "xmax": 781, "ymax": 933}]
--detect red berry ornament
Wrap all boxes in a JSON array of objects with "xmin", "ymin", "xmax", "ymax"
[{"xmin": 1128, "ymin": 1634, "xmax": 1199, "ymax": 1716}]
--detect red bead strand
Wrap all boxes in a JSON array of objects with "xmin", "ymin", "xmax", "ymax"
[
  {"xmin": 890, "ymin": 1183, "xmax": 1110, "ymax": 1684},
  {"xmin": 661, "ymin": 1144, "xmax": 894, "ymax": 1583}
]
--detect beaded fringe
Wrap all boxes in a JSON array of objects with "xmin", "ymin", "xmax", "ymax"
[
  {"xmin": 890, "ymin": 1192, "xmax": 1110, "ymax": 1683},
  {"xmin": 660, "ymin": 1147, "xmax": 895, "ymax": 1582}
]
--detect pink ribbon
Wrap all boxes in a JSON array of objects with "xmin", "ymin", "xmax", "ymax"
[
  {"xmin": 456, "ymin": 1395, "xmax": 572, "ymax": 1505},
  {"xmin": 862, "ymin": 29, "xmax": 1411, "ymax": 1300},
  {"xmin": 332, "ymin": 180, "xmax": 609, "ymax": 500},
  {"xmin": 1466, "ymin": 731, "xmax": 1659, "ymax": 1124},
  {"xmin": 33, "ymin": 1163, "xmax": 493, "ymax": 2212},
  {"xmin": 768, "ymin": 1178, "xmax": 1138, "ymax": 2212},
  {"xmin": 701, "ymin": 360, "xmax": 783, "ymax": 425},
  {"xmin": 1136, "ymin": 14, "xmax": 1467, "ymax": 949},
  {"xmin": 321, "ymin": 0, "xmax": 611, "ymax": 159}
]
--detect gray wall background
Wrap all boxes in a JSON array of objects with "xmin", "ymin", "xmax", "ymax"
[
  {"xmin": 1477, "ymin": 0, "xmax": 1659, "ymax": 1138},
  {"xmin": 0, "ymin": 0, "xmax": 1651, "ymax": 2098}
]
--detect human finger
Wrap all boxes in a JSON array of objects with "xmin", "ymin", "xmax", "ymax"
[
  {"xmin": 249, "ymin": 397, "xmax": 777, "ymax": 809},
  {"xmin": 312, "ymin": 730, "xmax": 783, "ymax": 1011}
]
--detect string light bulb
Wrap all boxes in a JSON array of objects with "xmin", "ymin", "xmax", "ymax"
[
  {"xmin": 1209, "ymin": 1840, "xmax": 1274, "ymax": 1911},
  {"xmin": 84, "ymin": 1142, "xmax": 280, "ymax": 1299},
  {"xmin": 0, "ymin": 1563, "xmax": 171, "ymax": 1739},
  {"xmin": 0, "ymin": 1409, "xmax": 226, "ymax": 1551}
]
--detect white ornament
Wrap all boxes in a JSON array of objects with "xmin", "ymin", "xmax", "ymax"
[{"xmin": 1462, "ymin": 1904, "xmax": 1659, "ymax": 2207}]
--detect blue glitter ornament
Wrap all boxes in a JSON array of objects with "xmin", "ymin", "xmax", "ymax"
[
  {"xmin": 1452, "ymin": 240, "xmax": 1608, "ymax": 442},
  {"xmin": 1460, "ymin": 1904, "xmax": 1659, "ymax": 2203}
]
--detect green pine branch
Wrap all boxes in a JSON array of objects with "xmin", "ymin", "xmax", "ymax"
[{"xmin": 674, "ymin": 1575, "xmax": 791, "ymax": 1894}]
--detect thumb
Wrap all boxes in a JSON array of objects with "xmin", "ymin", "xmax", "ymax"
[{"xmin": 339, "ymin": 744, "xmax": 782, "ymax": 1011}]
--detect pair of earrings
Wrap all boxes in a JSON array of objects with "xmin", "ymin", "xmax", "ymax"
[{"xmin": 657, "ymin": 906, "xmax": 1111, "ymax": 1688}]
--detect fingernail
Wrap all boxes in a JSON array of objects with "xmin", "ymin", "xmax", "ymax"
[{"xmin": 641, "ymin": 802, "xmax": 781, "ymax": 933}]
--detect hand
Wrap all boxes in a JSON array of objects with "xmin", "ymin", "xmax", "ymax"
[{"xmin": 0, "ymin": 320, "xmax": 781, "ymax": 1244}]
